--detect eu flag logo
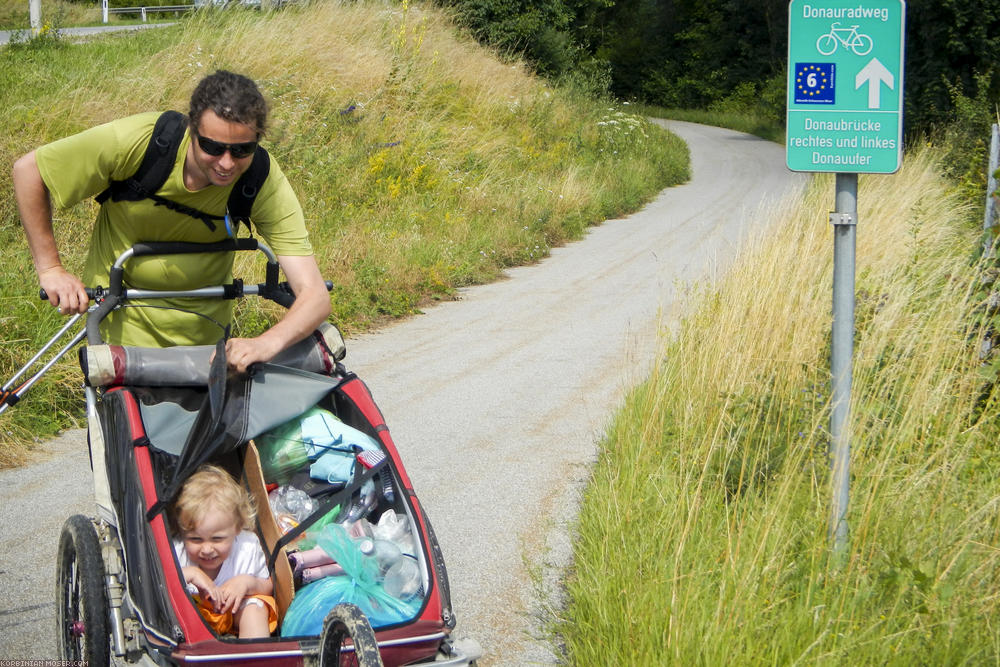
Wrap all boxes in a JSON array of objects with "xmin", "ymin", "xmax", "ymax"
[{"xmin": 794, "ymin": 63, "xmax": 835, "ymax": 104}]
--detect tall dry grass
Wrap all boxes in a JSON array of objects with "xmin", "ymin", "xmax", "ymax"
[{"xmin": 563, "ymin": 146, "xmax": 1000, "ymax": 664}]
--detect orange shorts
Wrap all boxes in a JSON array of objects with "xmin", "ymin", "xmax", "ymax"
[{"xmin": 193, "ymin": 594, "xmax": 278, "ymax": 636}]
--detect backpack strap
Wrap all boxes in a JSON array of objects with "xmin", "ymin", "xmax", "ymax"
[
  {"xmin": 95, "ymin": 111, "xmax": 271, "ymax": 236},
  {"xmin": 224, "ymin": 144, "xmax": 270, "ymax": 236},
  {"xmin": 96, "ymin": 110, "xmax": 187, "ymax": 206}
]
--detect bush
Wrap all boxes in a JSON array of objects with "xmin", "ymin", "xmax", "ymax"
[{"xmin": 933, "ymin": 73, "xmax": 999, "ymax": 220}]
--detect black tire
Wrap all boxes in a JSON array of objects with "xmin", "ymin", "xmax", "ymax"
[
  {"xmin": 319, "ymin": 603, "xmax": 383, "ymax": 667},
  {"xmin": 56, "ymin": 515, "xmax": 110, "ymax": 666}
]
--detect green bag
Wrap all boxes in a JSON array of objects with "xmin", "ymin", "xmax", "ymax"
[{"xmin": 255, "ymin": 416, "xmax": 310, "ymax": 485}]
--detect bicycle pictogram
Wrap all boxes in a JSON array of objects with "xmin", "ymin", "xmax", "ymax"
[{"xmin": 816, "ymin": 23, "xmax": 874, "ymax": 56}]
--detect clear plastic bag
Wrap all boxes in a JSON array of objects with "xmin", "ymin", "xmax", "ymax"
[
  {"xmin": 269, "ymin": 485, "xmax": 318, "ymax": 532},
  {"xmin": 372, "ymin": 511, "xmax": 417, "ymax": 556}
]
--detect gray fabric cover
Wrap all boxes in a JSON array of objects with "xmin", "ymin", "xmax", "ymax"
[
  {"xmin": 84, "ymin": 322, "xmax": 346, "ymax": 387},
  {"xmin": 139, "ymin": 401, "xmax": 198, "ymax": 456}
]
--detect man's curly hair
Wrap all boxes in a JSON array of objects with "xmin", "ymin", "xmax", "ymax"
[{"xmin": 189, "ymin": 70, "xmax": 269, "ymax": 138}]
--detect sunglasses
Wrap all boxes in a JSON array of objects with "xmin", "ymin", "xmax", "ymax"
[{"xmin": 194, "ymin": 133, "xmax": 258, "ymax": 159}]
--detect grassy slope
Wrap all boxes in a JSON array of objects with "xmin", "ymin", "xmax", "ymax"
[
  {"xmin": 0, "ymin": 0, "xmax": 179, "ymax": 28},
  {"xmin": 562, "ymin": 146, "xmax": 1000, "ymax": 664},
  {"xmin": 0, "ymin": 2, "xmax": 688, "ymax": 465}
]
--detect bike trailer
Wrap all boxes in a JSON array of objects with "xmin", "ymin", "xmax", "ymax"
[{"xmin": 52, "ymin": 240, "xmax": 481, "ymax": 666}]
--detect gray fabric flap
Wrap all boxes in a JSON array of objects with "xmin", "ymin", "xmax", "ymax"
[
  {"xmin": 139, "ymin": 401, "xmax": 199, "ymax": 456},
  {"xmin": 242, "ymin": 363, "xmax": 341, "ymax": 441}
]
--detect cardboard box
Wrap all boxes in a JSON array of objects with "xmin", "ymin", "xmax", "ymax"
[{"xmin": 242, "ymin": 441, "xmax": 296, "ymax": 622}]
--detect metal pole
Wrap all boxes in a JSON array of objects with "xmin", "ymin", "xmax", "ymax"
[
  {"xmin": 829, "ymin": 172, "xmax": 857, "ymax": 554},
  {"xmin": 28, "ymin": 0, "xmax": 41, "ymax": 33},
  {"xmin": 985, "ymin": 124, "xmax": 999, "ymax": 235},
  {"xmin": 0, "ymin": 325, "xmax": 87, "ymax": 417}
]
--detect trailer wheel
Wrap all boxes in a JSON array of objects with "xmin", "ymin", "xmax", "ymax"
[
  {"xmin": 56, "ymin": 515, "xmax": 109, "ymax": 667},
  {"xmin": 319, "ymin": 603, "xmax": 383, "ymax": 667}
]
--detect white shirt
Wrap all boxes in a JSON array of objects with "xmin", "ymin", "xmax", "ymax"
[{"xmin": 174, "ymin": 530, "xmax": 269, "ymax": 594}]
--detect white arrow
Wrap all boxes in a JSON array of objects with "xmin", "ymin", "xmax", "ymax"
[{"xmin": 855, "ymin": 58, "xmax": 894, "ymax": 109}]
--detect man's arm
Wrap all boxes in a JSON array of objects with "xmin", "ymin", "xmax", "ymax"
[
  {"xmin": 12, "ymin": 151, "xmax": 89, "ymax": 314},
  {"xmin": 225, "ymin": 253, "xmax": 331, "ymax": 373}
]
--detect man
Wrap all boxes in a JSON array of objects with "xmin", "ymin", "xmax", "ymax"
[{"xmin": 11, "ymin": 70, "xmax": 330, "ymax": 373}]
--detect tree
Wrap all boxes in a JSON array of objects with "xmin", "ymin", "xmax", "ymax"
[
  {"xmin": 436, "ymin": 0, "xmax": 999, "ymax": 135},
  {"xmin": 904, "ymin": 0, "xmax": 1000, "ymax": 135},
  {"xmin": 441, "ymin": 0, "xmax": 577, "ymax": 77}
]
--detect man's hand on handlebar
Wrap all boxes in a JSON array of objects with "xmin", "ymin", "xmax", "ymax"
[{"xmin": 39, "ymin": 266, "xmax": 89, "ymax": 315}]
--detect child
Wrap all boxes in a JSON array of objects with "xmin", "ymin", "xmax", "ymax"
[{"xmin": 171, "ymin": 464, "xmax": 277, "ymax": 638}]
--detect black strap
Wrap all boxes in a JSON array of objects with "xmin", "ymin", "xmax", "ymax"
[
  {"xmin": 148, "ymin": 192, "xmax": 220, "ymax": 232},
  {"xmin": 266, "ymin": 461, "xmax": 387, "ymax": 573},
  {"xmin": 95, "ymin": 111, "xmax": 271, "ymax": 235},
  {"xmin": 96, "ymin": 110, "xmax": 187, "ymax": 205},
  {"xmin": 226, "ymin": 145, "xmax": 270, "ymax": 234}
]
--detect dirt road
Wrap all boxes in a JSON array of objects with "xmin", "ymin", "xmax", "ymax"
[{"xmin": 0, "ymin": 121, "xmax": 805, "ymax": 663}]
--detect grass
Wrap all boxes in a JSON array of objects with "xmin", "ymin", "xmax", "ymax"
[
  {"xmin": 560, "ymin": 145, "xmax": 1000, "ymax": 664},
  {"xmin": 0, "ymin": 0, "xmax": 185, "ymax": 29},
  {"xmin": 1, "ymin": 0, "xmax": 133, "ymax": 29},
  {"xmin": 0, "ymin": 1, "xmax": 688, "ymax": 465}
]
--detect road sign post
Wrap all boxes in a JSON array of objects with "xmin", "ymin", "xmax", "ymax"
[{"xmin": 787, "ymin": 0, "xmax": 906, "ymax": 555}]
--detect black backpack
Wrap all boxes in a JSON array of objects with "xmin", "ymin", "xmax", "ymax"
[{"xmin": 95, "ymin": 110, "xmax": 270, "ymax": 235}]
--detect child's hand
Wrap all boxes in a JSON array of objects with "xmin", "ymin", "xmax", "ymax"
[
  {"xmin": 183, "ymin": 567, "xmax": 222, "ymax": 611},
  {"xmin": 216, "ymin": 576, "xmax": 254, "ymax": 614}
]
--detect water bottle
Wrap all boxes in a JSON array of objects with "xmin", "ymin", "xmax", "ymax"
[
  {"xmin": 340, "ymin": 479, "xmax": 378, "ymax": 523},
  {"xmin": 358, "ymin": 538, "xmax": 401, "ymax": 579},
  {"xmin": 383, "ymin": 555, "xmax": 422, "ymax": 601}
]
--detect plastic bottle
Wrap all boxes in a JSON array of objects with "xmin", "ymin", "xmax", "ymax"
[
  {"xmin": 342, "ymin": 518, "xmax": 375, "ymax": 540},
  {"xmin": 383, "ymin": 555, "xmax": 422, "ymax": 601},
  {"xmin": 358, "ymin": 538, "xmax": 402, "ymax": 579},
  {"xmin": 340, "ymin": 479, "xmax": 378, "ymax": 523}
]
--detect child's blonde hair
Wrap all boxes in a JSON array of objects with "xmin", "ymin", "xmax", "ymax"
[{"xmin": 172, "ymin": 464, "xmax": 256, "ymax": 535}]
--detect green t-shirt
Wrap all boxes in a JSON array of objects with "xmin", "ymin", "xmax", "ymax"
[{"xmin": 36, "ymin": 112, "xmax": 313, "ymax": 347}]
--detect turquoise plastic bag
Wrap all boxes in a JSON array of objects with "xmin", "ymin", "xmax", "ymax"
[
  {"xmin": 280, "ymin": 524, "xmax": 421, "ymax": 636},
  {"xmin": 310, "ymin": 450, "xmax": 356, "ymax": 484},
  {"xmin": 300, "ymin": 407, "xmax": 381, "ymax": 458}
]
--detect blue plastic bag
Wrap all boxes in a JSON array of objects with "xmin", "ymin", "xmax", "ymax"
[
  {"xmin": 300, "ymin": 408, "xmax": 381, "ymax": 459},
  {"xmin": 280, "ymin": 524, "xmax": 421, "ymax": 637},
  {"xmin": 310, "ymin": 450, "xmax": 356, "ymax": 484}
]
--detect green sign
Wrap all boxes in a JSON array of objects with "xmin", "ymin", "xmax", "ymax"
[{"xmin": 787, "ymin": 0, "xmax": 905, "ymax": 173}]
